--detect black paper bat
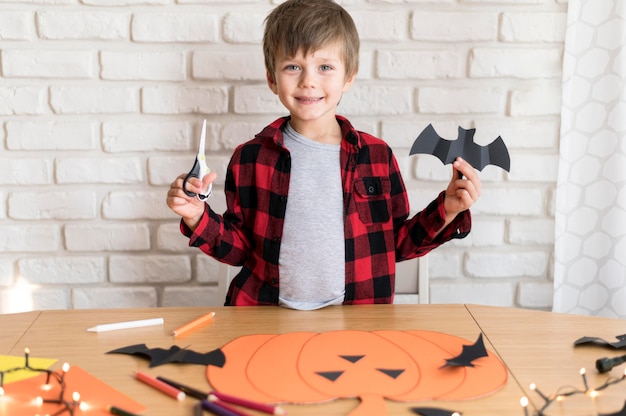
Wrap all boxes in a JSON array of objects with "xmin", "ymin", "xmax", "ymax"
[
  {"xmin": 600, "ymin": 400, "xmax": 626, "ymax": 416},
  {"xmin": 442, "ymin": 333, "xmax": 488, "ymax": 368},
  {"xmin": 107, "ymin": 343, "xmax": 226, "ymax": 368},
  {"xmin": 574, "ymin": 334, "xmax": 626, "ymax": 349},
  {"xmin": 411, "ymin": 407, "xmax": 462, "ymax": 416},
  {"xmin": 410, "ymin": 124, "xmax": 510, "ymax": 173}
]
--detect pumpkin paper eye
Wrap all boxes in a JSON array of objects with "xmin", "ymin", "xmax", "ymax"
[
  {"xmin": 316, "ymin": 371, "xmax": 344, "ymax": 381},
  {"xmin": 377, "ymin": 369, "xmax": 405, "ymax": 379}
]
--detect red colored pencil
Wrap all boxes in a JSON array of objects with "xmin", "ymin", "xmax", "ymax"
[
  {"xmin": 208, "ymin": 392, "xmax": 285, "ymax": 415},
  {"xmin": 134, "ymin": 371, "xmax": 185, "ymax": 401}
]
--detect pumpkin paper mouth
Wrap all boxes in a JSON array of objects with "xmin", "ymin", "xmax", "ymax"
[{"xmin": 207, "ymin": 330, "xmax": 508, "ymax": 415}]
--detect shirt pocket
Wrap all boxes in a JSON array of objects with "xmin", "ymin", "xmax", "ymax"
[{"xmin": 353, "ymin": 177, "xmax": 392, "ymax": 224}]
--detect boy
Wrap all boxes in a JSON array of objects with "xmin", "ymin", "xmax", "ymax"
[{"xmin": 166, "ymin": 0, "xmax": 481, "ymax": 308}]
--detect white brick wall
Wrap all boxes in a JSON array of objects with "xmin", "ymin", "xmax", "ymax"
[{"xmin": 0, "ymin": 0, "xmax": 567, "ymax": 313}]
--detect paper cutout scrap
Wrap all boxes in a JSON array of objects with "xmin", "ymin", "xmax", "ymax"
[
  {"xmin": 410, "ymin": 124, "xmax": 511, "ymax": 173},
  {"xmin": 574, "ymin": 334, "xmax": 626, "ymax": 349},
  {"xmin": 207, "ymin": 330, "xmax": 507, "ymax": 416},
  {"xmin": 442, "ymin": 333, "xmax": 488, "ymax": 368},
  {"xmin": 107, "ymin": 343, "xmax": 226, "ymax": 368},
  {"xmin": 0, "ymin": 355, "xmax": 57, "ymax": 384},
  {"xmin": 600, "ymin": 400, "xmax": 626, "ymax": 416},
  {"xmin": 2, "ymin": 365, "xmax": 146, "ymax": 415},
  {"xmin": 411, "ymin": 407, "xmax": 461, "ymax": 416}
]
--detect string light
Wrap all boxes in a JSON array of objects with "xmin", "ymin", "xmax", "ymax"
[
  {"xmin": 529, "ymin": 383, "xmax": 549, "ymax": 402},
  {"xmin": 524, "ymin": 367, "xmax": 626, "ymax": 415},
  {"xmin": 520, "ymin": 396, "xmax": 529, "ymax": 416},
  {"xmin": 580, "ymin": 368, "xmax": 589, "ymax": 392},
  {"xmin": 0, "ymin": 348, "xmax": 84, "ymax": 416}
]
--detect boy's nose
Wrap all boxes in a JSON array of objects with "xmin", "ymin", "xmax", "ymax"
[{"xmin": 299, "ymin": 69, "xmax": 316, "ymax": 88}]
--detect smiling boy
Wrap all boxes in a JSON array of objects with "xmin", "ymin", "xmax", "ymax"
[{"xmin": 166, "ymin": 0, "xmax": 481, "ymax": 308}]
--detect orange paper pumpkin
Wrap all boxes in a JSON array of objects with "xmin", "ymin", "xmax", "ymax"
[{"xmin": 207, "ymin": 330, "xmax": 507, "ymax": 415}]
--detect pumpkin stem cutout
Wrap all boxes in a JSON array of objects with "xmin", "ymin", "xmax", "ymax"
[
  {"xmin": 350, "ymin": 393, "xmax": 386, "ymax": 416},
  {"xmin": 207, "ymin": 330, "xmax": 507, "ymax": 414}
]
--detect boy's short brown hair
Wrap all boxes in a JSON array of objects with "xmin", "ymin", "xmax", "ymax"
[{"xmin": 263, "ymin": 0, "xmax": 360, "ymax": 80}]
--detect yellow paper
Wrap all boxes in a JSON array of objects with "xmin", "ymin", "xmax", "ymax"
[{"xmin": 0, "ymin": 355, "xmax": 57, "ymax": 384}]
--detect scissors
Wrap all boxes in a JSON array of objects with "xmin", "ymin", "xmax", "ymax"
[{"xmin": 182, "ymin": 119, "xmax": 212, "ymax": 201}]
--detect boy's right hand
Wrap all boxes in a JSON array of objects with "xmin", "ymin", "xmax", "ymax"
[{"xmin": 166, "ymin": 172, "xmax": 217, "ymax": 230}]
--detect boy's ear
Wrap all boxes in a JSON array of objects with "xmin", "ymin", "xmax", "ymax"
[
  {"xmin": 342, "ymin": 72, "xmax": 357, "ymax": 93},
  {"xmin": 266, "ymin": 71, "xmax": 278, "ymax": 94}
]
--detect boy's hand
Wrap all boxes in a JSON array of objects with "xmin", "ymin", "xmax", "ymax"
[
  {"xmin": 166, "ymin": 172, "xmax": 217, "ymax": 230},
  {"xmin": 444, "ymin": 157, "xmax": 481, "ymax": 221}
]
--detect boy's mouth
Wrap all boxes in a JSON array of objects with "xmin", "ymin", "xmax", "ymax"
[{"xmin": 296, "ymin": 96, "xmax": 323, "ymax": 104}]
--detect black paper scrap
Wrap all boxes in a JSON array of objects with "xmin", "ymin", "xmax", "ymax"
[
  {"xmin": 107, "ymin": 343, "xmax": 225, "ymax": 368},
  {"xmin": 411, "ymin": 407, "xmax": 461, "ymax": 416},
  {"xmin": 442, "ymin": 333, "xmax": 488, "ymax": 368},
  {"xmin": 600, "ymin": 400, "xmax": 626, "ymax": 416},
  {"xmin": 574, "ymin": 334, "xmax": 626, "ymax": 349},
  {"xmin": 410, "ymin": 124, "xmax": 510, "ymax": 173}
]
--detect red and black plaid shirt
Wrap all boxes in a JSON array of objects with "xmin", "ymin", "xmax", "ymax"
[{"xmin": 181, "ymin": 116, "xmax": 471, "ymax": 305}]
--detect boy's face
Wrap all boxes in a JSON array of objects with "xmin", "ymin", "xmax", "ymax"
[{"xmin": 267, "ymin": 42, "xmax": 356, "ymax": 130}]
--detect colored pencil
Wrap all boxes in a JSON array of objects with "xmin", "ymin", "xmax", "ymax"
[
  {"xmin": 134, "ymin": 371, "xmax": 185, "ymax": 401},
  {"xmin": 211, "ymin": 400, "xmax": 254, "ymax": 416},
  {"xmin": 172, "ymin": 311, "xmax": 215, "ymax": 337},
  {"xmin": 209, "ymin": 392, "xmax": 285, "ymax": 415},
  {"xmin": 202, "ymin": 399, "xmax": 240, "ymax": 416},
  {"xmin": 106, "ymin": 405, "xmax": 141, "ymax": 416},
  {"xmin": 87, "ymin": 318, "xmax": 164, "ymax": 333},
  {"xmin": 156, "ymin": 375, "xmax": 208, "ymax": 400}
]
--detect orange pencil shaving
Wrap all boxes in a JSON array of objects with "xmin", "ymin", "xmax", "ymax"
[
  {"xmin": 209, "ymin": 392, "xmax": 285, "ymax": 415},
  {"xmin": 134, "ymin": 371, "xmax": 185, "ymax": 401},
  {"xmin": 172, "ymin": 311, "xmax": 215, "ymax": 337}
]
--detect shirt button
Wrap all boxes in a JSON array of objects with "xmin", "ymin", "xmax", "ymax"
[
  {"xmin": 368, "ymin": 185, "xmax": 375, "ymax": 194},
  {"xmin": 280, "ymin": 196, "xmax": 287, "ymax": 202},
  {"xmin": 271, "ymin": 278, "xmax": 279, "ymax": 284},
  {"xmin": 273, "ymin": 236, "xmax": 280, "ymax": 243}
]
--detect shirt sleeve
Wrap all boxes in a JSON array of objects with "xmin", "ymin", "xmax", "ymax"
[
  {"xmin": 179, "ymin": 203, "xmax": 251, "ymax": 266},
  {"xmin": 395, "ymin": 191, "xmax": 471, "ymax": 261}
]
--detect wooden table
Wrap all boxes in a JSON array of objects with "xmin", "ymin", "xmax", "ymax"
[{"xmin": 1, "ymin": 304, "xmax": 625, "ymax": 415}]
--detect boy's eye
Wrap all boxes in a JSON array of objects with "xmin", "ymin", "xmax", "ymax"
[
  {"xmin": 285, "ymin": 64, "xmax": 300, "ymax": 71},
  {"xmin": 320, "ymin": 65, "xmax": 333, "ymax": 71}
]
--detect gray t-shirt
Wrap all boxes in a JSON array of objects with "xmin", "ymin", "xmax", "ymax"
[{"xmin": 278, "ymin": 123, "xmax": 346, "ymax": 310}]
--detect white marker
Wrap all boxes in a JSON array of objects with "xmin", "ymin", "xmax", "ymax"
[{"xmin": 87, "ymin": 317, "xmax": 164, "ymax": 333}]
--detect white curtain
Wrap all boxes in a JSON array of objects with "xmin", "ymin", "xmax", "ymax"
[{"xmin": 554, "ymin": 0, "xmax": 626, "ymax": 318}]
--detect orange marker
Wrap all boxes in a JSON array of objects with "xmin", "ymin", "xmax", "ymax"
[
  {"xmin": 135, "ymin": 371, "xmax": 185, "ymax": 400},
  {"xmin": 172, "ymin": 311, "xmax": 215, "ymax": 337}
]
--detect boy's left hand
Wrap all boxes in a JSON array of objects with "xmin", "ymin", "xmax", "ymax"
[{"xmin": 444, "ymin": 157, "xmax": 481, "ymax": 220}]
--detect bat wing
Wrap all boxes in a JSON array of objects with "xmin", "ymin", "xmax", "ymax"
[
  {"xmin": 575, "ymin": 334, "xmax": 626, "ymax": 349},
  {"xmin": 574, "ymin": 336, "xmax": 611, "ymax": 346},
  {"xmin": 411, "ymin": 407, "xmax": 459, "ymax": 416},
  {"xmin": 107, "ymin": 343, "xmax": 153, "ymax": 360},
  {"xmin": 409, "ymin": 124, "xmax": 456, "ymax": 165},
  {"xmin": 612, "ymin": 334, "xmax": 626, "ymax": 348},
  {"xmin": 173, "ymin": 348, "xmax": 226, "ymax": 368},
  {"xmin": 107, "ymin": 344, "xmax": 225, "ymax": 368},
  {"xmin": 482, "ymin": 135, "xmax": 510, "ymax": 172},
  {"xmin": 410, "ymin": 124, "xmax": 511, "ymax": 172},
  {"xmin": 442, "ymin": 333, "xmax": 488, "ymax": 367}
]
